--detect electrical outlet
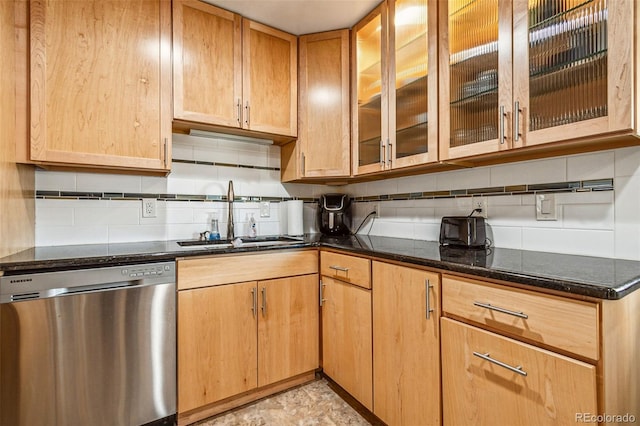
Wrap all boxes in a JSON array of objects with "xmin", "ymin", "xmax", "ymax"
[
  {"xmin": 374, "ymin": 202, "xmax": 381, "ymax": 218},
  {"xmin": 260, "ymin": 201, "xmax": 270, "ymax": 218},
  {"xmin": 142, "ymin": 198, "xmax": 157, "ymax": 218},
  {"xmin": 473, "ymin": 197, "xmax": 488, "ymax": 218}
]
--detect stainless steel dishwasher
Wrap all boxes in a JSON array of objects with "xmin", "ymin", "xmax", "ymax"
[{"xmin": 0, "ymin": 261, "xmax": 176, "ymax": 426}]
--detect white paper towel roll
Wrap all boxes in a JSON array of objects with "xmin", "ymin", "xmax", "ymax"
[{"xmin": 287, "ymin": 200, "xmax": 304, "ymax": 236}]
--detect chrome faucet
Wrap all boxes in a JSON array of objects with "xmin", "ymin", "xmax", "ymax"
[{"xmin": 227, "ymin": 180, "xmax": 234, "ymax": 240}]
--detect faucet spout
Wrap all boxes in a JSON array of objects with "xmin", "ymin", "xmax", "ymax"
[{"xmin": 227, "ymin": 180, "xmax": 234, "ymax": 240}]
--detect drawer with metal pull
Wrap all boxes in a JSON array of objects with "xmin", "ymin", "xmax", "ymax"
[
  {"xmin": 442, "ymin": 275, "xmax": 599, "ymax": 360},
  {"xmin": 320, "ymin": 251, "xmax": 371, "ymax": 289}
]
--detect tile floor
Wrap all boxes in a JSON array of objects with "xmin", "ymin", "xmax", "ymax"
[{"xmin": 194, "ymin": 378, "xmax": 371, "ymax": 426}]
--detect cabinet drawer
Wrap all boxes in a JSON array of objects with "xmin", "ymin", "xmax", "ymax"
[
  {"xmin": 442, "ymin": 318, "xmax": 597, "ymax": 426},
  {"xmin": 178, "ymin": 250, "xmax": 318, "ymax": 290},
  {"xmin": 442, "ymin": 275, "xmax": 599, "ymax": 360},
  {"xmin": 320, "ymin": 251, "xmax": 371, "ymax": 289}
]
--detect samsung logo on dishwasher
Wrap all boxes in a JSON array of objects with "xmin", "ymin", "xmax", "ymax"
[{"xmin": 9, "ymin": 278, "xmax": 33, "ymax": 284}]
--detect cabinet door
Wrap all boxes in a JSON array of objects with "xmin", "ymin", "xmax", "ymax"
[
  {"xmin": 30, "ymin": 0, "xmax": 171, "ymax": 171},
  {"xmin": 441, "ymin": 318, "xmax": 598, "ymax": 425},
  {"xmin": 389, "ymin": 0, "xmax": 439, "ymax": 169},
  {"xmin": 173, "ymin": 0, "xmax": 242, "ymax": 128},
  {"xmin": 242, "ymin": 20, "xmax": 297, "ymax": 137},
  {"xmin": 352, "ymin": 3, "xmax": 388, "ymax": 175},
  {"xmin": 321, "ymin": 276, "xmax": 373, "ymax": 410},
  {"xmin": 178, "ymin": 282, "xmax": 258, "ymax": 413},
  {"xmin": 298, "ymin": 30, "xmax": 351, "ymax": 178},
  {"xmin": 512, "ymin": 0, "xmax": 633, "ymax": 148},
  {"xmin": 257, "ymin": 274, "xmax": 320, "ymax": 386},
  {"xmin": 372, "ymin": 262, "xmax": 440, "ymax": 426},
  {"xmin": 439, "ymin": 0, "xmax": 513, "ymax": 160}
]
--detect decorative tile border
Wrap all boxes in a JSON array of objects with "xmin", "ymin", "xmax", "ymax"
[
  {"xmin": 36, "ymin": 179, "xmax": 613, "ymax": 204},
  {"xmin": 351, "ymin": 179, "xmax": 614, "ymax": 203},
  {"xmin": 36, "ymin": 191, "xmax": 315, "ymax": 203},
  {"xmin": 172, "ymin": 159, "xmax": 280, "ymax": 172}
]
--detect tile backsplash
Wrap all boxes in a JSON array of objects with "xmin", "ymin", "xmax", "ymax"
[
  {"xmin": 346, "ymin": 148, "xmax": 640, "ymax": 260},
  {"xmin": 35, "ymin": 133, "xmax": 323, "ymax": 246},
  {"xmin": 35, "ymin": 136, "xmax": 640, "ymax": 261}
]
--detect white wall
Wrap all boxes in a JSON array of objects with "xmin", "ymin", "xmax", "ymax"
[
  {"xmin": 34, "ymin": 136, "xmax": 640, "ymax": 260},
  {"xmin": 346, "ymin": 147, "xmax": 640, "ymax": 260},
  {"xmin": 34, "ymin": 134, "xmax": 323, "ymax": 246}
]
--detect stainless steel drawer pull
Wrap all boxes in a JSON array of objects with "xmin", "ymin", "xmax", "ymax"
[
  {"xmin": 473, "ymin": 301, "xmax": 528, "ymax": 319},
  {"xmin": 329, "ymin": 265, "xmax": 349, "ymax": 272},
  {"xmin": 261, "ymin": 287, "xmax": 267, "ymax": 316},
  {"xmin": 473, "ymin": 352, "xmax": 527, "ymax": 376},
  {"xmin": 319, "ymin": 280, "xmax": 325, "ymax": 307}
]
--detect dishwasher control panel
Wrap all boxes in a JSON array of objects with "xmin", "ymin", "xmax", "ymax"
[{"xmin": 0, "ymin": 261, "xmax": 176, "ymax": 303}]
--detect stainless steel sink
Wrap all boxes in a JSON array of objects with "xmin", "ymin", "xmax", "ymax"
[{"xmin": 177, "ymin": 236, "xmax": 303, "ymax": 249}]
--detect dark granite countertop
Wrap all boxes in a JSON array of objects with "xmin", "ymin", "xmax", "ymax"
[{"xmin": 1, "ymin": 234, "xmax": 639, "ymax": 300}]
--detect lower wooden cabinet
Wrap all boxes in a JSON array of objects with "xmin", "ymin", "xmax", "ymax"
[
  {"xmin": 372, "ymin": 262, "xmax": 441, "ymax": 426},
  {"xmin": 321, "ymin": 276, "xmax": 373, "ymax": 410},
  {"xmin": 178, "ymin": 281, "xmax": 257, "ymax": 412},
  {"xmin": 441, "ymin": 318, "xmax": 598, "ymax": 425},
  {"xmin": 178, "ymin": 274, "xmax": 319, "ymax": 415}
]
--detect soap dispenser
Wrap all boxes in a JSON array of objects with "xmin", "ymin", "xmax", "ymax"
[
  {"xmin": 209, "ymin": 214, "xmax": 220, "ymax": 240},
  {"xmin": 248, "ymin": 213, "xmax": 257, "ymax": 238}
]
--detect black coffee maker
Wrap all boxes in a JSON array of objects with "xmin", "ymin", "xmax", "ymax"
[{"xmin": 318, "ymin": 194, "xmax": 351, "ymax": 236}]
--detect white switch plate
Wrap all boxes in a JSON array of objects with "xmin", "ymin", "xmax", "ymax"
[
  {"xmin": 260, "ymin": 201, "xmax": 270, "ymax": 218},
  {"xmin": 535, "ymin": 194, "xmax": 557, "ymax": 220},
  {"xmin": 142, "ymin": 198, "xmax": 157, "ymax": 218}
]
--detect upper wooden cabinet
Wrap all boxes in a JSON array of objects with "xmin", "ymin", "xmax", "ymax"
[
  {"xmin": 439, "ymin": 0, "xmax": 636, "ymax": 161},
  {"xmin": 284, "ymin": 30, "xmax": 351, "ymax": 181},
  {"xmin": 352, "ymin": 0, "xmax": 438, "ymax": 175},
  {"xmin": 173, "ymin": 0, "xmax": 297, "ymax": 139},
  {"xmin": 27, "ymin": 0, "xmax": 171, "ymax": 172}
]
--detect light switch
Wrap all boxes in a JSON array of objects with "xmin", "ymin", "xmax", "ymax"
[
  {"xmin": 536, "ymin": 194, "xmax": 557, "ymax": 221},
  {"xmin": 541, "ymin": 199, "xmax": 552, "ymax": 214}
]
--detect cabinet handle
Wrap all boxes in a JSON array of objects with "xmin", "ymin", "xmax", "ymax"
[
  {"xmin": 163, "ymin": 138, "xmax": 168, "ymax": 166},
  {"xmin": 236, "ymin": 99, "xmax": 242, "ymax": 126},
  {"xmin": 301, "ymin": 152, "xmax": 306, "ymax": 177},
  {"xmin": 380, "ymin": 140, "xmax": 385, "ymax": 167},
  {"xmin": 387, "ymin": 140, "xmax": 392, "ymax": 167},
  {"xmin": 513, "ymin": 101, "xmax": 522, "ymax": 142},
  {"xmin": 245, "ymin": 101, "xmax": 250, "ymax": 127},
  {"xmin": 329, "ymin": 265, "xmax": 349, "ymax": 272},
  {"xmin": 499, "ymin": 105, "xmax": 506, "ymax": 144},
  {"xmin": 425, "ymin": 279, "xmax": 434, "ymax": 320},
  {"xmin": 473, "ymin": 352, "xmax": 527, "ymax": 376},
  {"xmin": 261, "ymin": 286, "xmax": 267, "ymax": 316},
  {"xmin": 251, "ymin": 288, "xmax": 257, "ymax": 317},
  {"xmin": 473, "ymin": 301, "xmax": 528, "ymax": 319},
  {"xmin": 319, "ymin": 279, "xmax": 325, "ymax": 307}
]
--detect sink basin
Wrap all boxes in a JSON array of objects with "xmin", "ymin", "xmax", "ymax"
[{"xmin": 177, "ymin": 236, "xmax": 303, "ymax": 249}]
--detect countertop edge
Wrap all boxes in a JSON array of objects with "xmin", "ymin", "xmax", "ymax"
[{"xmin": 2, "ymin": 240, "xmax": 638, "ymax": 300}]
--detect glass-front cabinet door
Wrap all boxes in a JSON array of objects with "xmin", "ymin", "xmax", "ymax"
[
  {"xmin": 390, "ymin": 0, "xmax": 438, "ymax": 169},
  {"xmin": 439, "ymin": 0, "xmax": 513, "ymax": 160},
  {"xmin": 512, "ymin": 0, "xmax": 633, "ymax": 148},
  {"xmin": 353, "ymin": 0, "xmax": 438, "ymax": 175},
  {"xmin": 352, "ymin": 4, "xmax": 387, "ymax": 175}
]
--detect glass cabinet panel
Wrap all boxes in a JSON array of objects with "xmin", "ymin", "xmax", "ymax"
[
  {"xmin": 356, "ymin": 13, "xmax": 383, "ymax": 168},
  {"xmin": 528, "ymin": 0, "xmax": 607, "ymax": 131},
  {"xmin": 448, "ymin": 0, "xmax": 499, "ymax": 148},
  {"xmin": 393, "ymin": 0, "xmax": 428, "ymax": 159}
]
